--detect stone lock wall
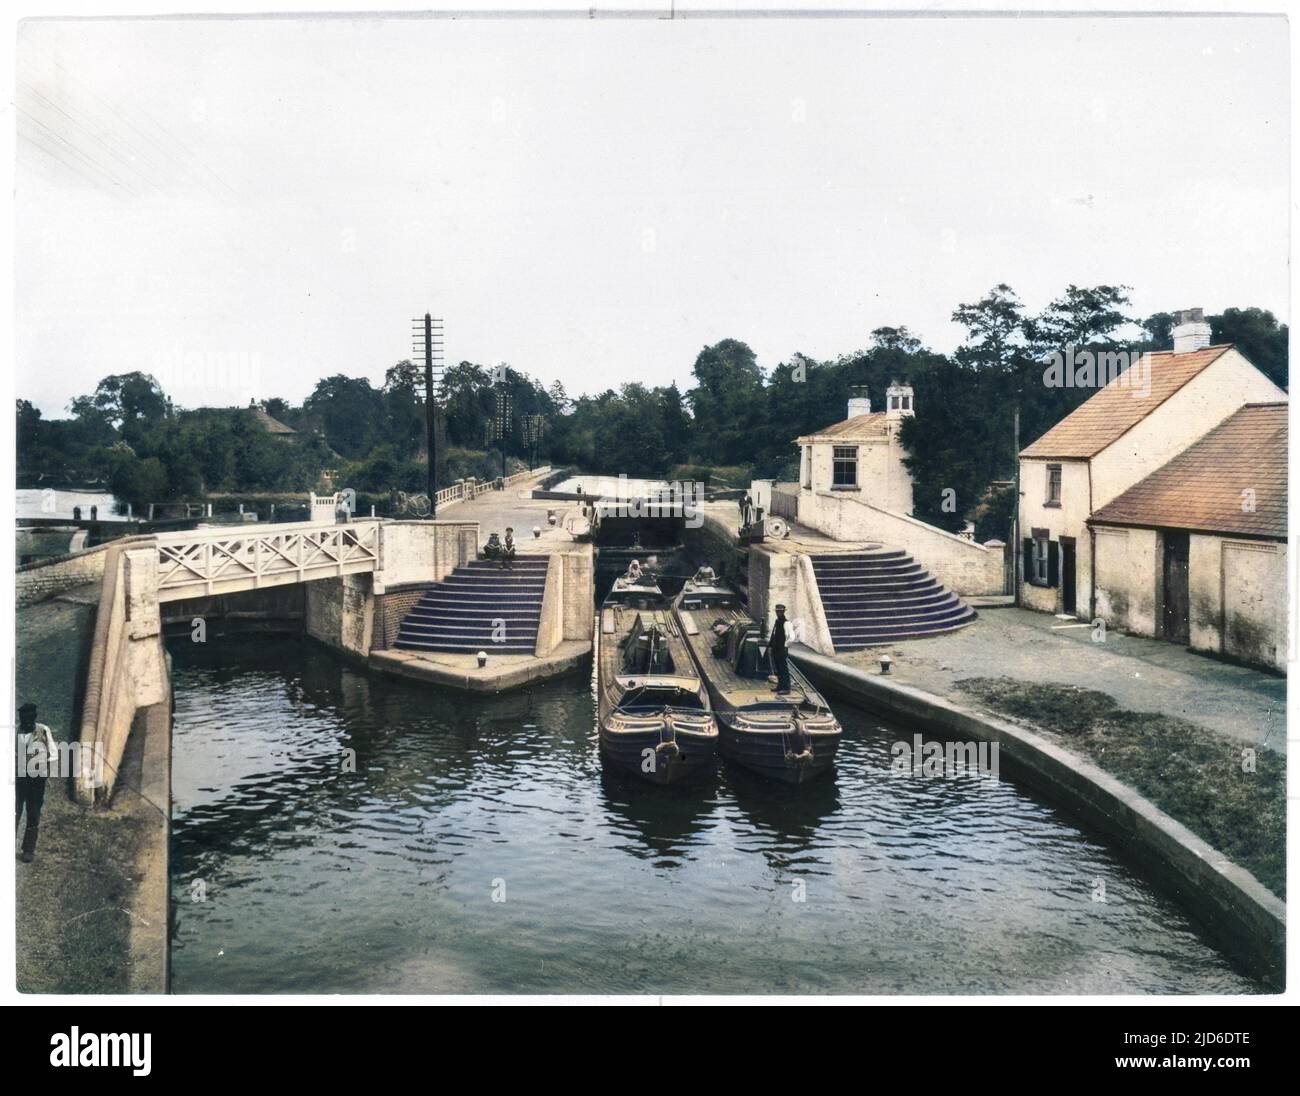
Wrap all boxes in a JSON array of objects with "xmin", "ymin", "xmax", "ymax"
[
  {"xmin": 802, "ymin": 491, "xmax": 1004, "ymax": 596},
  {"xmin": 17, "ymin": 543, "xmax": 116, "ymax": 606},
  {"xmin": 76, "ymin": 545, "xmax": 169, "ymax": 805},
  {"xmin": 373, "ymin": 587, "xmax": 427, "ymax": 651},
  {"xmin": 304, "ymin": 573, "xmax": 375, "ymax": 661},
  {"xmin": 534, "ymin": 545, "xmax": 596, "ymax": 655},
  {"xmin": 747, "ymin": 546, "xmax": 834, "ymax": 655}
]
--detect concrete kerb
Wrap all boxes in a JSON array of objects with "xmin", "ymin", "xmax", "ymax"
[{"xmin": 789, "ymin": 644, "xmax": 1285, "ymax": 987}]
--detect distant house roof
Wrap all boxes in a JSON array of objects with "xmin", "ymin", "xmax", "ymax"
[
  {"xmin": 797, "ymin": 412, "xmax": 890, "ymax": 444},
  {"xmin": 247, "ymin": 408, "xmax": 297, "ymax": 435},
  {"xmin": 1088, "ymin": 403, "xmax": 1286, "ymax": 539},
  {"xmin": 185, "ymin": 405, "xmax": 297, "ymax": 436},
  {"xmin": 1020, "ymin": 345, "xmax": 1234, "ymax": 460}
]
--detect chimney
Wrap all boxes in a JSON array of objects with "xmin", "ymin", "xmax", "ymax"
[
  {"xmin": 1171, "ymin": 307, "xmax": 1212, "ymax": 354},
  {"xmin": 885, "ymin": 379, "xmax": 915, "ymax": 420},
  {"xmin": 847, "ymin": 386, "xmax": 871, "ymax": 419}
]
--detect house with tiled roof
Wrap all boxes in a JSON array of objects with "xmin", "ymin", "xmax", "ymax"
[
  {"xmin": 790, "ymin": 380, "xmax": 1006, "ymax": 599},
  {"xmin": 1018, "ymin": 308, "xmax": 1287, "ymax": 622},
  {"xmin": 246, "ymin": 405, "xmax": 298, "ymax": 438},
  {"xmin": 796, "ymin": 381, "xmax": 916, "ymax": 517},
  {"xmin": 184, "ymin": 400, "xmax": 300, "ymax": 440},
  {"xmin": 1088, "ymin": 402, "xmax": 1286, "ymax": 670}
]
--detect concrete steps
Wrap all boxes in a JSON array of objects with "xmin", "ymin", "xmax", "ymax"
[
  {"xmin": 395, "ymin": 558, "xmax": 549, "ymax": 655},
  {"xmin": 811, "ymin": 551, "xmax": 976, "ymax": 651}
]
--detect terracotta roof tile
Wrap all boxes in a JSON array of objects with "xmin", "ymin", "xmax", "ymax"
[
  {"xmin": 1020, "ymin": 345, "xmax": 1233, "ymax": 459},
  {"xmin": 1088, "ymin": 403, "xmax": 1287, "ymax": 538}
]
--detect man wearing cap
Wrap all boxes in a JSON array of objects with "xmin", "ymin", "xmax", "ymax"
[
  {"xmin": 769, "ymin": 605, "xmax": 791, "ymax": 693},
  {"xmin": 15, "ymin": 703, "xmax": 56, "ymax": 863}
]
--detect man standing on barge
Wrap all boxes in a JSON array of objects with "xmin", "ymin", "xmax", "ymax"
[{"xmin": 769, "ymin": 605, "xmax": 791, "ymax": 694}]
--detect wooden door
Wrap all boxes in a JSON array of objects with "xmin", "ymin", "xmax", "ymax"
[
  {"xmin": 1060, "ymin": 537, "xmax": 1076, "ymax": 615},
  {"xmin": 1162, "ymin": 532, "xmax": 1190, "ymax": 645}
]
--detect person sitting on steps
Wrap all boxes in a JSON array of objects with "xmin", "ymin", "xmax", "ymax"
[{"xmin": 500, "ymin": 527, "xmax": 516, "ymax": 570}]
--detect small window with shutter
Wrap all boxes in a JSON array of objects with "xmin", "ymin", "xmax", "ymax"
[{"xmin": 1026, "ymin": 530, "xmax": 1058, "ymax": 587}]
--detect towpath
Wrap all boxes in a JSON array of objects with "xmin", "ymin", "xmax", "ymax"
[{"xmin": 837, "ymin": 606, "xmax": 1286, "ymax": 753}]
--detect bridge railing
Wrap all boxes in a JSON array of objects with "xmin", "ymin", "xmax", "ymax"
[
  {"xmin": 435, "ymin": 466, "xmax": 550, "ymax": 510},
  {"xmin": 155, "ymin": 519, "xmax": 382, "ymax": 601}
]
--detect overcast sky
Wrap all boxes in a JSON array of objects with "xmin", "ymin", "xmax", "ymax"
[{"xmin": 15, "ymin": 13, "xmax": 1288, "ymax": 417}]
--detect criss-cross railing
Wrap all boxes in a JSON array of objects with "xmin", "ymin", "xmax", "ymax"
[{"xmin": 155, "ymin": 520, "xmax": 381, "ymax": 602}]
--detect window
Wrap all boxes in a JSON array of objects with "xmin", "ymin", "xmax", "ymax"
[
  {"xmin": 902, "ymin": 395, "xmax": 912, "ymax": 411},
  {"xmin": 1032, "ymin": 533, "xmax": 1050, "ymax": 584},
  {"xmin": 832, "ymin": 446, "xmax": 858, "ymax": 488},
  {"xmin": 1025, "ymin": 528, "xmax": 1059, "ymax": 588},
  {"xmin": 802, "ymin": 446, "xmax": 812, "ymax": 490},
  {"xmin": 889, "ymin": 395, "xmax": 900, "ymax": 410},
  {"xmin": 1046, "ymin": 464, "xmax": 1062, "ymax": 506}
]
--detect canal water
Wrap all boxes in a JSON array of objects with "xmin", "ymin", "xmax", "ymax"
[{"xmin": 170, "ymin": 637, "xmax": 1258, "ymax": 994}]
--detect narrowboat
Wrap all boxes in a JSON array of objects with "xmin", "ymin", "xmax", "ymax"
[
  {"xmin": 595, "ymin": 566, "xmax": 719, "ymax": 785},
  {"xmin": 672, "ymin": 567, "xmax": 841, "ymax": 784}
]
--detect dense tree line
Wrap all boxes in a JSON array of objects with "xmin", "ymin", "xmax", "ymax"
[
  {"xmin": 17, "ymin": 361, "xmax": 559, "ymax": 508},
  {"xmin": 17, "ymin": 290, "xmax": 1286, "ymax": 530}
]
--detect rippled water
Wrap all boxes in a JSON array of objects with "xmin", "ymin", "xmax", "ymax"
[{"xmin": 170, "ymin": 637, "xmax": 1258, "ymax": 994}]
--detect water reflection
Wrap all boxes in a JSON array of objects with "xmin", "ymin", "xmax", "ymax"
[
  {"xmin": 170, "ymin": 637, "xmax": 1260, "ymax": 995},
  {"xmin": 598, "ymin": 769, "xmax": 720, "ymax": 866}
]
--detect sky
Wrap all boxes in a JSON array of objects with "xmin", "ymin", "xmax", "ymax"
[{"xmin": 14, "ymin": 12, "xmax": 1289, "ymax": 418}]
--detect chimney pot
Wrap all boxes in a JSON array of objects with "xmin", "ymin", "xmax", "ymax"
[
  {"xmin": 885, "ymin": 379, "xmax": 915, "ymax": 419},
  {"xmin": 846, "ymin": 386, "xmax": 871, "ymax": 419},
  {"xmin": 1171, "ymin": 307, "xmax": 1212, "ymax": 354}
]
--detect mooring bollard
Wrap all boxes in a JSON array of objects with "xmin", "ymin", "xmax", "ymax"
[{"xmin": 879, "ymin": 655, "xmax": 893, "ymax": 675}]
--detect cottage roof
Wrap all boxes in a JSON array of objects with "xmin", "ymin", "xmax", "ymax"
[
  {"xmin": 1020, "ymin": 345, "xmax": 1233, "ymax": 460},
  {"xmin": 247, "ymin": 408, "xmax": 297, "ymax": 435},
  {"xmin": 797, "ymin": 412, "xmax": 891, "ymax": 444},
  {"xmin": 1088, "ymin": 403, "xmax": 1286, "ymax": 539}
]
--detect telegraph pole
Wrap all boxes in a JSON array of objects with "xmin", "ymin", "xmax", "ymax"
[
  {"xmin": 1012, "ymin": 404, "xmax": 1020, "ymax": 605},
  {"xmin": 412, "ymin": 313, "xmax": 444, "ymax": 516},
  {"xmin": 494, "ymin": 385, "xmax": 513, "ymax": 483}
]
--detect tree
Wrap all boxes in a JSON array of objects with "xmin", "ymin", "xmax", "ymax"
[
  {"xmin": 70, "ymin": 371, "xmax": 167, "ymax": 432},
  {"xmin": 659, "ymin": 383, "xmax": 692, "ymax": 466},
  {"xmin": 547, "ymin": 380, "xmax": 571, "ymax": 414},
  {"xmin": 1211, "ymin": 307, "xmax": 1288, "ymax": 389},
  {"xmin": 951, "ymin": 284, "xmax": 1029, "ymax": 373},
  {"xmin": 381, "ymin": 360, "xmax": 427, "ymax": 460},
  {"xmin": 869, "ymin": 326, "xmax": 922, "ymax": 355},
  {"xmin": 109, "ymin": 454, "xmax": 168, "ymax": 510},
  {"xmin": 303, "ymin": 375, "xmax": 385, "ymax": 459},
  {"xmin": 1028, "ymin": 284, "xmax": 1134, "ymax": 354},
  {"xmin": 1139, "ymin": 306, "xmax": 1288, "ymax": 389},
  {"xmin": 686, "ymin": 339, "xmax": 765, "ymax": 465}
]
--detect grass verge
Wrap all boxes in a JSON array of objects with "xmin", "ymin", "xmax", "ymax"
[{"xmin": 955, "ymin": 676, "xmax": 1285, "ymax": 900}]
